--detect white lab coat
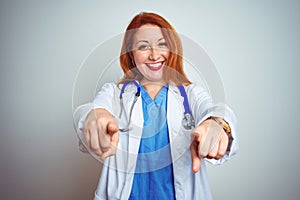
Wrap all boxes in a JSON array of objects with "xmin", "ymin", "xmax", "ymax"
[{"xmin": 73, "ymin": 82, "xmax": 238, "ymax": 200}]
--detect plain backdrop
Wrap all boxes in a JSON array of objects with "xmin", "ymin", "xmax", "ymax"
[{"xmin": 1, "ymin": 0, "xmax": 299, "ymax": 200}]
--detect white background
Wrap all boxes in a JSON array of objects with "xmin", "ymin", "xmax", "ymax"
[{"xmin": 0, "ymin": 1, "xmax": 299, "ymax": 199}]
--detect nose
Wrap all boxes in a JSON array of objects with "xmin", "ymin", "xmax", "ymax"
[{"xmin": 149, "ymin": 48, "xmax": 160, "ymax": 61}]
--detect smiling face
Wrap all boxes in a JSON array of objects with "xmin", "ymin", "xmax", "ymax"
[{"xmin": 132, "ymin": 24, "xmax": 170, "ymax": 84}]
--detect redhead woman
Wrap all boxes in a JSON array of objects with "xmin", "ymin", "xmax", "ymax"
[{"xmin": 74, "ymin": 12, "xmax": 238, "ymax": 200}]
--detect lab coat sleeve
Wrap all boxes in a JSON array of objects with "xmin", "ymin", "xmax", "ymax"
[
  {"xmin": 73, "ymin": 83, "xmax": 116, "ymax": 152},
  {"xmin": 92, "ymin": 83, "xmax": 117, "ymax": 116},
  {"xmin": 186, "ymin": 84, "xmax": 239, "ymax": 165}
]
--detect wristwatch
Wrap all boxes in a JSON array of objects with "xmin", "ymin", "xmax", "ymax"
[
  {"xmin": 211, "ymin": 117, "xmax": 231, "ymax": 134},
  {"xmin": 209, "ymin": 117, "xmax": 233, "ymax": 152}
]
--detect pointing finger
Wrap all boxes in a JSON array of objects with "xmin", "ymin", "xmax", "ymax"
[{"xmin": 190, "ymin": 140, "xmax": 201, "ymax": 173}]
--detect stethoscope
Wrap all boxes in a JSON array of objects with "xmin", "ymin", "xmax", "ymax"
[{"xmin": 118, "ymin": 80, "xmax": 195, "ymax": 132}]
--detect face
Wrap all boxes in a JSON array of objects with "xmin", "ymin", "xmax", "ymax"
[{"xmin": 132, "ymin": 24, "xmax": 170, "ymax": 84}]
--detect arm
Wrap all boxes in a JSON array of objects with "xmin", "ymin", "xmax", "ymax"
[
  {"xmin": 186, "ymin": 84, "xmax": 239, "ymax": 172},
  {"xmin": 73, "ymin": 83, "xmax": 119, "ymax": 159}
]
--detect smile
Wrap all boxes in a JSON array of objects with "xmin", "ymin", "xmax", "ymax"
[{"xmin": 145, "ymin": 62, "xmax": 164, "ymax": 71}]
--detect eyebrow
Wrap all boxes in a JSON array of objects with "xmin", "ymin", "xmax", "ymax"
[{"xmin": 136, "ymin": 37, "xmax": 165, "ymax": 44}]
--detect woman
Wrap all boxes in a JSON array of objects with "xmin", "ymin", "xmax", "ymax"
[{"xmin": 74, "ymin": 12, "xmax": 238, "ymax": 200}]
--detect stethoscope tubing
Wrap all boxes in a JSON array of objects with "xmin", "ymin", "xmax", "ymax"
[{"xmin": 118, "ymin": 80, "xmax": 195, "ymax": 131}]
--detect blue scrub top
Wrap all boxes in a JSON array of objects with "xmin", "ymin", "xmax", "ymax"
[{"xmin": 129, "ymin": 85, "xmax": 175, "ymax": 200}]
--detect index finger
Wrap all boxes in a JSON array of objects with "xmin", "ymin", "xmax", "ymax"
[{"xmin": 190, "ymin": 139, "xmax": 201, "ymax": 173}]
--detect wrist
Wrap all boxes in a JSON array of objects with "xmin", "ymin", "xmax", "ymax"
[
  {"xmin": 209, "ymin": 117, "xmax": 231, "ymax": 134},
  {"xmin": 208, "ymin": 116, "xmax": 233, "ymax": 152}
]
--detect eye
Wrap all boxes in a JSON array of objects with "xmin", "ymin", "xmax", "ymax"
[
  {"xmin": 137, "ymin": 44, "xmax": 151, "ymax": 51},
  {"xmin": 158, "ymin": 42, "xmax": 167, "ymax": 47},
  {"xmin": 158, "ymin": 42, "xmax": 168, "ymax": 48}
]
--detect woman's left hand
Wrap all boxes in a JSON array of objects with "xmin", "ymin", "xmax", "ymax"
[{"xmin": 190, "ymin": 119, "xmax": 229, "ymax": 173}]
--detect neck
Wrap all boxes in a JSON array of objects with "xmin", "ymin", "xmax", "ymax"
[{"xmin": 141, "ymin": 80, "xmax": 166, "ymax": 100}]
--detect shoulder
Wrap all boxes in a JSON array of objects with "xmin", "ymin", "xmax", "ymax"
[
  {"xmin": 184, "ymin": 83, "xmax": 212, "ymax": 105},
  {"xmin": 101, "ymin": 82, "xmax": 118, "ymax": 90},
  {"xmin": 99, "ymin": 82, "xmax": 140, "ymax": 96},
  {"xmin": 185, "ymin": 83, "xmax": 207, "ymax": 95},
  {"xmin": 168, "ymin": 83, "xmax": 207, "ymax": 95},
  {"xmin": 99, "ymin": 82, "xmax": 122, "ymax": 93}
]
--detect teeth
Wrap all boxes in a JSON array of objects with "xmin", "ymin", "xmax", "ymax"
[{"xmin": 147, "ymin": 62, "xmax": 162, "ymax": 68}]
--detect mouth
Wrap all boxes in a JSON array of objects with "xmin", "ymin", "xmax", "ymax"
[{"xmin": 145, "ymin": 61, "xmax": 164, "ymax": 71}]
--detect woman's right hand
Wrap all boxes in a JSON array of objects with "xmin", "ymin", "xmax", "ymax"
[{"xmin": 83, "ymin": 108, "xmax": 119, "ymax": 160}]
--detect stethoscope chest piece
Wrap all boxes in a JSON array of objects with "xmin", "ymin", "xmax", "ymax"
[
  {"xmin": 182, "ymin": 113, "xmax": 195, "ymax": 130},
  {"xmin": 178, "ymin": 85, "xmax": 195, "ymax": 130}
]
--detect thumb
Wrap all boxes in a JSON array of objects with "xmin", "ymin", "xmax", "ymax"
[
  {"xmin": 107, "ymin": 121, "xmax": 118, "ymax": 135},
  {"xmin": 190, "ymin": 140, "xmax": 201, "ymax": 173},
  {"xmin": 107, "ymin": 122, "xmax": 119, "ymax": 145}
]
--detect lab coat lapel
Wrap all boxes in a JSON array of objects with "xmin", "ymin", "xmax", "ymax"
[
  {"xmin": 129, "ymin": 95, "xmax": 143, "ymax": 153},
  {"xmin": 167, "ymin": 85, "xmax": 191, "ymax": 161},
  {"xmin": 124, "ymin": 88, "xmax": 143, "ymax": 174},
  {"xmin": 167, "ymin": 85, "xmax": 183, "ymax": 138},
  {"xmin": 167, "ymin": 85, "xmax": 192, "ymax": 198}
]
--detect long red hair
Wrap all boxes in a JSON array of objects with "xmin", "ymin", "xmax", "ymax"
[{"xmin": 119, "ymin": 12, "xmax": 191, "ymax": 85}]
